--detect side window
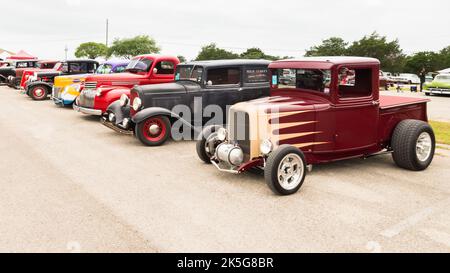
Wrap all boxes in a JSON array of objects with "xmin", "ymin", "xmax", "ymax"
[
  {"xmin": 69, "ymin": 63, "xmax": 81, "ymax": 73},
  {"xmin": 87, "ymin": 63, "xmax": 97, "ymax": 73},
  {"xmin": 206, "ymin": 67, "xmax": 241, "ymax": 86},
  {"xmin": 154, "ymin": 61, "xmax": 175, "ymax": 75},
  {"xmin": 114, "ymin": 65, "xmax": 126, "ymax": 73},
  {"xmin": 338, "ymin": 68, "xmax": 372, "ymax": 98},
  {"xmin": 244, "ymin": 67, "xmax": 269, "ymax": 84},
  {"xmin": 61, "ymin": 63, "xmax": 69, "ymax": 73},
  {"xmin": 277, "ymin": 69, "xmax": 296, "ymax": 88}
]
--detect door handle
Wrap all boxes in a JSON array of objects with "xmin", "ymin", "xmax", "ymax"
[
  {"xmin": 238, "ymin": 88, "xmax": 243, "ymax": 91},
  {"xmin": 372, "ymin": 101, "xmax": 379, "ymax": 106}
]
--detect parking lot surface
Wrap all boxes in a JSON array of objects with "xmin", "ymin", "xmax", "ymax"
[{"xmin": 0, "ymin": 86, "xmax": 450, "ymax": 252}]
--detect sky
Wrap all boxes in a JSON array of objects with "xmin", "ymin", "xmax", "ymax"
[{"xmin": 1, "ymin": 0, "xmax": 449, "ymax": 61}]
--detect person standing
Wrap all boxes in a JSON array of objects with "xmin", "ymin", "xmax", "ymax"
[{"xmin": 419, "ymin": 68, "xmax": 426, "ymax": 92}]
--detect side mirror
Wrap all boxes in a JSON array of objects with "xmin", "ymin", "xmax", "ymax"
[
  {"xmin": 153, "ymin": 68, "xmax": 158, "ymax": 74},
  {"xmin": 207, "ymin": 80, "xmax": 213, "ymax": 86}
]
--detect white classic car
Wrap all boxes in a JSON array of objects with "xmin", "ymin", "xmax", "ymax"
[{"xmin": 391, "ymin": 73, "xmax": 421, "ymax": 84}]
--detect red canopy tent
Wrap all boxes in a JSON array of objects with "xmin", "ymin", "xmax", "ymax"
[{"xmin": 6, "ymin": 50, "xmax": 37, "ymax": 60}]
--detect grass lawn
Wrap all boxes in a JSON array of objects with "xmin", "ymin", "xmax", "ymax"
[{"xmin": 430, "ymin": 120, "xmax": 450, "ymax": 145}]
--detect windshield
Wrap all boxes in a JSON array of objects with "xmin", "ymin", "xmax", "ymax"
[
  {"xmin": 125, "ymin": 58, "xmax": 153, "ymax": 72},
  {"xmin": 96, "ymin": 64, "xmax": 113, "ymax": 74},
  {"xmin": 435, "ymin": 74, "xmax": 450, "ymax": 81},
  {"xmin": 175, "ymin": 65, "xmax": 203, "ymax": 82},
  {"xmin": 273, "ymin": 68, "xmax": 331, "ymax": 94}
]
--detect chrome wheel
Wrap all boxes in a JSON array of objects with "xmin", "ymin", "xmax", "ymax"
[
  {"xmin": 277, "ymin": 153, "xmax": 304, "ymax": 190},
  {"xmin": 416, "ymin": 132, "xmax": 432, "ymax": 162},
  {"xmin": 149, "ymin": 124, "xmax": 161, "ymax": 135}
]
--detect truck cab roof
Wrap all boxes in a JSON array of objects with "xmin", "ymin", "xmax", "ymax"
[
  {"xmin": 182, "ymin": 59, "xmax": 271, "ymax": 68},
  {"xmin": 269, "ymin": 57, "xmax": 380, "ymax": 69}
]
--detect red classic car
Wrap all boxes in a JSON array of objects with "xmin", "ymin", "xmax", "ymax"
[
  {"xmin": 73, "ymin": 55, "xmax": 180, "ymax": 115},
  {"xmin": 197, "ymin": 57, "xmax": 435, "ymax": 195}
]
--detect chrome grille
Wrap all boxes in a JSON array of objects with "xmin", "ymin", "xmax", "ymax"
[
  {"xmin": 77, "ymin": 89, "xmax": 96, "ymax": 108},
  {"xmin": 52, "ymin": 86, "xmax": 62, "ymax": 98},
  {"xmin": 84, "ymin": 81, "xmax": 97, "ymax": 89},
  {"xmin": 229, "ymin": 110, "xmax": 250, "ymax": 157}
]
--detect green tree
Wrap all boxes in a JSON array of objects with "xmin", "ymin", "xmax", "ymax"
[
  {"xmin": 75, "ymin": 42, "xmax": 108, "ymax": 59},
  {"xmin": 177, "ymin": 55, "xmax": 187, "ymax": 63},
  {"xmin": 439, "ymin": 46, "xmax": 450, "ymax": 69},
  {"xmin": 305, "ymin": 37, "xmax": 348, "ymax": 57},
  {"xmin": 347, "ymin": 32, "xmax": 405, "ymax": 73},
  {"xmin": 240, "ymin": 47, "xmax": 278, "ymax": 60},
  {"xmin": 403, "ymin": 51, "xmax": 442, "ymax": 73},
  {"xmin": 108, "ymin": 35, "xmax": 160, "ymax": 59},
  {"xmin": 195, "ymin": 43, "xmax": 238, "ymax": 61}
]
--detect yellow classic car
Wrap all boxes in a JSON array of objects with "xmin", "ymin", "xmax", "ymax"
[{"xmin": 52, "ymin": 60, "xmax": 129, "ymax": 106}]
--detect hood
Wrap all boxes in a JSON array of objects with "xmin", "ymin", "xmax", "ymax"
[
  {"xmin": 426, "ymin": 80, "xmax": 450, "ymax": 89},
  {"xmin": 231, "ymin": 95, "xmax": 324, "ymax": 115},
  {"xmin": 35, "ymin": 70, "xmax": 60, "ymax": 77},
  {"xmin": 229, "ymin": 95, "xmax": 325, "ymax": 153},
  {"xmin": 134, "ymin": 81, "xmax": 192, "ymax": 96},
  {"xmin": 84, "ymin": 72, "xmax": 145, "ymax": 85},
  {"xmin": 54, "ymin": 74, "xmax": 89, "ymax": 87}
]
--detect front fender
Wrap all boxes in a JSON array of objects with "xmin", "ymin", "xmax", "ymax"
[
  {"xmin": 26, "ymin": 81, "xmax": 53, "ymax": 96},
  {"xmin": 132, "ymin": 107, "xmax": 193, "ymax": 129},
  {"xmin": 106, "ymin": 100, "xmax": 131, "ymax": 125},
  {"xmin": 95, "ymin": 87, "xmax": 131, "ymax": 113}
]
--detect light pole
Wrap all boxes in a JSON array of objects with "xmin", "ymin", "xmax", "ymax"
[
  {"xmin": 106, "ymin": 19, "xmax": 109, "ymax": 47},
  {"xmin": 64, "ymin": 45, "xmax": 68, "ymax": 60}
]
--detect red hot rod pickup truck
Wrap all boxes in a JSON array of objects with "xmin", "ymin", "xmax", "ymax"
[
  {"xmin": 197, "ymin": 57, "xmax": 435, "ymax": 195},
  {"xmin": 73, "ymin": 55, "xmax": 180, "ymax": 115}
]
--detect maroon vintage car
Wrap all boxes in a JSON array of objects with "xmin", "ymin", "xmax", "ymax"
[
  {"xmin": 197, "ymin": 57, "xmax": 435, "ymax": 195},
  {"xmin": 73, "ymin": 54, "xmax": 180, "ymax": 115}
]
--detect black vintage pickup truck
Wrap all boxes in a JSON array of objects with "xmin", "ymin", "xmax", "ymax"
[{"xmin": 102, "ymin": 59, "xmax": 271, "ymax": 146}]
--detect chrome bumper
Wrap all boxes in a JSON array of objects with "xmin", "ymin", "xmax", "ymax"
[
  {"xmin": 211, "ymin": 160, "xmax": 240, "ymax": 174},
  {"xmin": 100, "ymin": 116, "xmax": 134, "ymax": 135},
  {"xmin": 426, "ymin": 89, "xmax": 450, "ymax": 95},
  {"xmin": 52, "ymin": 96, "xmax": 63, "ymax": 105},
  {"xmin": 73, "ymin": 104, "xmax": 102, "ymax": 115}
]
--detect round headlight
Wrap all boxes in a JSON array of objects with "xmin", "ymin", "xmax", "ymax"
[
  {"xmin": 108, "ymin": 113, "xmax": 115, "ymax": 122},
  {"xmin": 119, "ymin": 94, "xmax": 129, "ymax": 107},
  {"xmin": 132, "ymin": 97, "xmax": 142, "ymax": 111},
  {"xmin": 217, "ymin": 127, "xmax": 227, "ymax": 141},
  {"xmin": 260, "ymin": 139, "xmax": 273, "ymax": 155}
]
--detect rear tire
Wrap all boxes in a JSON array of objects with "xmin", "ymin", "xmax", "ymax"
[
  {"xmin": 196, "ymin": 125, "xmax": 222, "ymax": 164},
  {"xmin": 264, "ymin": 145, "xmax": 307, "ymax": 195},
  {"xmin": 29, "ymin": 85, "xmax": 49, "ymax": 101},
  {"xmin": 391, "ymin": 119, "xmax": 435, "ymax": 171},
  {"xmin": 135, "ymin": 115, "xmax": 171, "ymax": 146}
]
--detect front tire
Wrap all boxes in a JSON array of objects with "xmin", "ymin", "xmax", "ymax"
[
  {"xmin": 29, "ymin": 85, "xmax": 49, "ymax": 101},
  {"xmin": 391, "ymin": 119, "xmax": 435, "ymax": 171},
  {"xmin": 196, "ymin": 125, "xmax": 222, "ymax": 164},
  {"xmin": 135, "ymin": 115, "xmax": 171, "ymax": 146},
  {"xmin": 264, "ymin": 145, "xmax": 307, "ymax": 195}
]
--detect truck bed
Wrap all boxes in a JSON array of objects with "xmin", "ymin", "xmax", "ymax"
[{"xmin": 379, "ymin": 95, "xmax": 429, "ymax": 109}]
